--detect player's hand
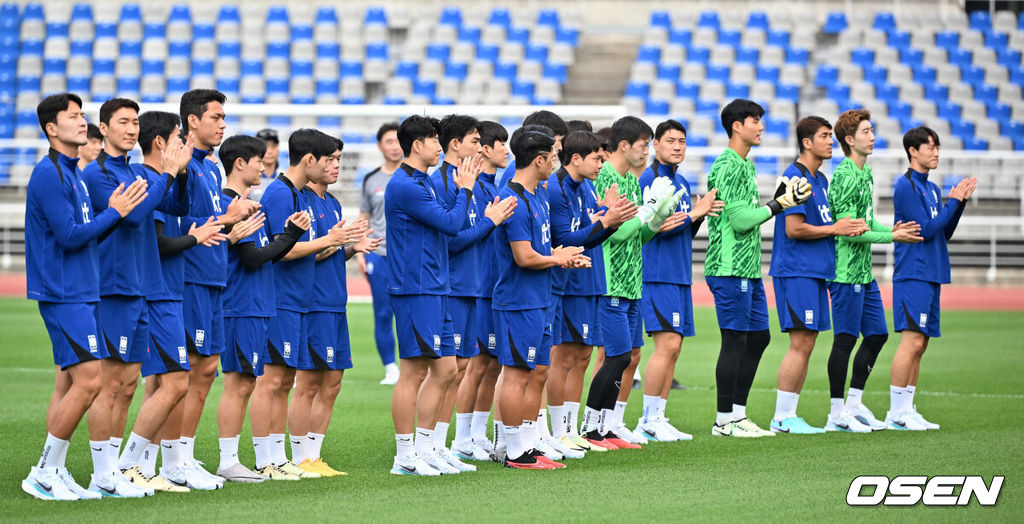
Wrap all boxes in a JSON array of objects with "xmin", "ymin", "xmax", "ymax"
[
  {"xmin": 338, "ymin": 218, "xmax": 370, "ymax": 244},
  {"xmin": 286, "ymin": 211, "xmax": 311, "ymax": 231},
  {"xmin": 228, "ymin": 211, "xmax": 266, "ymax": 244},
  {"xmin": 161, "ymin": 132, "xmax": 193, "ymax": 176},
  {"xmin": 108, "ymin": 179, "xmax": 149, "ymax": 217},
  {"xmin": 454, "ymin": 154, "xmax": 483, "ymax": 190},
  {"xmin": 188, "ymin": 216, "xmax": 227, "ymax": 247},
  {"xmin": 658, "ymin": 211, "xmax": 689, "ymax": 232},
  {"xmin": 893, "ymin": 220, "xmax": 922, "ymax": 235},
  {"xmin": 831, "ymin": 216, "xmax": 869, "ymax": 237},
  {"xmin": 598, "ymin": 182, "xmax": 619, "ymax": 209},
  {"xmin": 223, "ymin": 187, "xmax": 260, "ymax": 225},
  {"xmin": 552, "ymin": 245, "xmax": 585, "ymax": 268},
  {"xmin": 483, "ymin": 195, "xmax": 517, "ymax": 226},
  {"xmin": 893, "ymin": 227, "xmax": 924, "ymax": 244},
  {"xmin": 770, "ymin": 176, "xmax": 812, "ymax": 213},
  {"xmin": 352, "ymin": 232, "xmax": 382, "ymax": 254},
  {"xmin": 691, "ymin": 188, "xmax": 724, "ymax": 219},
  {"xmin": 949, "ymin": 177, "xmax": 978, "ymax": 201},
  {"xmin": 600, "ymin": 194, "xmax": 638, "ymax": 228}
]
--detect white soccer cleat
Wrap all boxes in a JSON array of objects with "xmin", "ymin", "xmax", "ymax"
[
  {"xmin": 473, "ymin": 437, "xmax": 495, "ymax": 453},
  {"xmin": 188, "ymin": 460, "xmax": 226, "ymax": 484},
  {"xmin": 161, "ymin": 463, "xmax": 222, "ymax": 490},
  {"xmin": 884, "ymin": 410, "xmax": 929, "ymax": 431},
  {"xmin": 57, "ymin": 467, "xmax": 101, "ymax": 499},
  {"xmin": 611, "ymin": 424, "xmax": 647, "ymax": 445},
  {"xmin": 22, "ymin": 466, "xmax": 79, "ymax": 501},
  {"xmin": 636, "ymin": 419, "xmax": 678, "ymax": 442},
  {"xmin": 88, "ymin": 471, "xmax": 151, "ymax": 498},
  {"xmin": 379, "ymin": 364, "xmax": 400, "ymax": 385},
  {"xmin": 534, "ymin": 438, "xmax": 564, "ymax": 461},
  {"xmin": 911, "ymin": 407, "xmax": 940, "ymax": 430},
  {"xmin": 423, "ymin": 451, "xmax": 460, "ymax": 474},
  {"xmin": 437, "ymin": 447, "xmax": 477, "ymax": 472},
  {"xmin": 659, "ymin": 418, "xmax": 693, "ymax": 441},
  {"xmin": 390, "ymin": 455, "xmax": 441, "ymax": 476},
  {"xmin": 846, "ymin": 403, "xmax": 887, "ymax": 431},
  {"xmin": 452, "ymin": 441, "xmax": 491, "ymax": 461},
  {"xmin": 542, "ymin": 436, "xmax": 584, "ymax": 459},
  {"xmin": 825, "ymin": 411, "xmax": 872, "ymax": 433}
]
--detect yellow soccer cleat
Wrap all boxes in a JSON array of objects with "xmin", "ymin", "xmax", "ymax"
[
  {"xmin": 256, "ymin": 464, "xmax": 300, "ymax": 481},
  {"xmin": 311, "ymin": 458, "xmax": 348, "ymax": 477},
  {"xmin": 146, "ymin": 474, "xmax": 190, "ymax": 493},
  {"xmin": 282, "ymin": 461, "xmax": 321, "ymax": 479},
  {"xmin": 565, "ymin": 434, "xmax": 605, "ymax": 452}
]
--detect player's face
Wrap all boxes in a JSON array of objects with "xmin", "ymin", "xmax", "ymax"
[
  {"xmin": 451, "ymin": 130, "xmax": 481, "ymax": 161},
  {"xmin": 810, "ymin": 126, "xmax": 834, "ymax": 160},
  {"xmin": 416, "ymin": 135, "xmax": 442, "ymax": 168},
  {"xmin": 624, "ymin": 138, "xmax": 650, "ymax": 169},
  {"xmin": 537, "ymin": 151, "xmax": 556, "ymax": 180},
  {"xmin": 320, "ymin": 150, "xmax": 341, "ymax": 185},
  {"xmin": 238, "ymin": 155, "xmax": 265, "ymax": 187},
  {"xmin": 262, "ymin": 140, "xmax": 279, "ymax": 173},
  {"xmin": 378, "ymin": 130, "xmax": 403, "ymax": 163},
  {"xmin": 483, "ymin": 140, "xmax": 509, "ymax": 170},
  {"xmin": 736, "ymin": 116, "xmax": 763, "ymax": 147},
  {"xmin": 101, "ymin": 107, "xmax": 140, "ymax": 155},
  {"xmin": 551, "ymin": 135, "xmax": 564, "ymax": 170},
  {"xmin": 913, "ymin": 138, "xmax": 940, "ymax": 170},
  {"xmin": 578, "ymin": 151, "xmax": 603, "ymax": 180},
  {"xmin": 77, "ymin": 137, "xmax": 102, "ymax": 163},
  {"xmin": 192, "ymin": 101, "xmax": 226, "ymax": 149},
  {"xmin": 51, "ymin": 102, "xmax": 88, "ymax": 147},
  {"xmin": 600, "ymin": 146, "xmax": 611, "ymax": 162},
  {"xmin": 852, "ymin": 120, "xmax": 875, "ymax": 157},
  {"xmin": 654, "ymin": 129, "xmax": 686, "ymax": 165}
]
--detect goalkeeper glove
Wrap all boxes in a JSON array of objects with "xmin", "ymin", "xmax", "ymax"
[
  {"xmin": 767, "ymin": 176, "xmax": 812, "ymax": 215},
  {"xmin": 647, "ymin": 188, "xmax": 686, "ymax": 232},
  {"xmin": 636, "ymin": 177, "xmax": 675, "ymax": 224}
]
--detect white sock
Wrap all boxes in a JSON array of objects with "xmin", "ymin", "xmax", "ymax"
[
  {"xmin": 504, "ymin": 425, "xmax": 524, "ymax": 460},
  {"xmin": 581, "ymin": 406, "xmax": 600, "ymax": 434},
  {"xmin": 38, "ymin": 433, "xmax": 69, "ymax": 469},
  {"xmin": 269, "ymin": 433, "xmax": 288, "ymax": 465},
  {"xmin": 385, "ymin": 362, "xmax": 399, "ymax": 374},
  {"xmin": 432, "ymin": 422, "xmax": 449, "ymax": 450},
  {"xmin": 905, "ymin": 385, "xmax": 916, "ymax": 409},
  {"xmin": 773, "ymin": 390, "xmax": 799, "ymax": 421},
  {"xmin": 179, "ymin": 436, "xmax": 195, "ymax": 463},
  {"xmin": 290, "ymin": 434, "xmax": 306, "ymax": 464},
  {"xmin": 307, "ymin": 432, "xmax": 324, "ymax": 460},
  {"xmin": 599, "ymin": 409, "xmax": 613, "ymax": 435},
  {"xmin": 537, "ymin": 409, "xmax": 553, "ymax": 439},
  {"xmin": 90, "ymin": 440, "xmax": 112, "ymax": 476},
  {"xmin": 830, "ymin": 398, "xmax": 845, "ymax": 417},
  {"xmin": 493, "ymin": 420, "xmax": 505, "ymax": 449},
  {"xmin": 522, "ymin": 419, "xmax": 537, "ymax": 450},
  {"xmin": 141, "ymin": 443, "xmax": 158, "ymax": 477},
  {"xmin": 108, "ymin": 437, "xmax": 122, "ymax": 472},
  {"xmin": 548, "ymin": 405, "xmax": 566, "ymax": 438},
  {"xmin": 846, "ymin": 387, "xmax": 864, "ymax": 407},
  {"xmin": 716, "ymin": 411, "xmax": 733, "ymax": 426},
  {"xmin": 565, "ymin": 401, "xmax": 581, "ymax": 435},
  {"xmin": 57, "ymin": 436, "xmax": 70, "ymax": 468},
  {"xmin": 633, "ymin": 367, "xmax": 641, "ymax": 380},
  {"xmin": 613, "ymin": 401, "xmax": 627, "ymax": 427},
  {"xmin": 414, "ymin": 427, "xmax": 434, "ymax": 457},
  {"xmin": 454, "ymin": 413, "xmax": 472, "ymax": 446},
  {"xmin": 253, "ymin": 436, "xmax": 272, "ymax": 469},
  {"xmin": 219, "ymin": 436, "xmax": 240, "ymax": 470},
  {"xmin": 161, "ymin": 439, "xmax": 183, "ymax": 473},
  {"xmin": 891, "ymin": 385, "xmax": 909, "ymax": 412},
  {"xmin": 732, "ymin": 403, "xmax": 747, "ymax": 421},
  {"xmin": 118, "ymin": 432, "xmax": 150, "ymax": 470},
  {"xmin": 471, "ymin": 411, "xmax": 490, "ymax": 443},
  {"xmin": 642, "ymin": 395, "xmax": 660, "ymax": 423},
  {"xmin": 658, "ymin": 396, "xmax": 668, "ymax": 418},
  {"xmin": 395, "ymin": 433, "xmax": 414, "ymax": 461}
]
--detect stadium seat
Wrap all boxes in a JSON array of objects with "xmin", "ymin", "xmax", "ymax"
[
  {"xmin": 650, "ymin": 10, "xmax": 672, "ymax": 30},
  {"xmin": 824, "ymin": 12, "xmax": 848, "ymax": 34},
  {"xmin": 873, "ymin": 12, "xmax": 897, "ymax": 33},
  {"xmin": 697, "ymin": 11, "xmax": 720, "ymax": 30},
  {"xmin": 969, "ymin": 10, "xmax": 991, "ymax": 32},
  {"xmin": 636, "ymin": 45, "xmax": 660, "ymax": 64}
]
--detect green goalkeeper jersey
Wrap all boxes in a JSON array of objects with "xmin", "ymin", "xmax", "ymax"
[
  {"xmin": 829, "ymin": 157, "xmax": 894, "ymax": 285},
  {"xmin": 705, "ymin": 148, "xmax": 763, "ymax": 279},
  {"xmin": 595, "ymin": 161, "xmax": 651, "ymax": 300}
]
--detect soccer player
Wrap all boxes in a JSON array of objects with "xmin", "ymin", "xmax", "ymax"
[
  {"xmin": 580, "ymin": 116, "xmax": 683, "ymax": 449},
  {"xmin": 499, "ymin": 110, "xmax": 568, "ymax": 188},
  {"xmin": 705, "ymin": 99, "xmax": 810, "ymax": 438},
  {"xmin": 547, "ymin": 130, "xmax": 636, "ymax": 453},
  {"xmin": 23, "ymin": 92, "xmax": 148, "ymax": 500},
  {"xmin": 495, "ymin": 126, "xmax": 589, "ymax": 469},
  {"xmin": 358, "ymin": 122, "xmax": 404, "ymax": 385},
  {"xmin": 636, "ymin": 119, "xmax": 722, "ymax": 442},
  {"xmin": 887, "ymin": 127, "xmax": 976, "ymax": 430},
  {"xmin": 251, "ymin": 128, "xmax": 281, "ymax": 201},
  {"xmin": 177, "ymin": 89, "xmax": 260, "ymax": 482},
  {"xmin": 303, "ymin": 138, "xmax": 380, "ymax": 476},
  {"xmin": 387, "ymin": 115, "xmax": 478, "ymax": 476},
  {"xmin": 250, "ymin": 129, "xmax": 358, "ymax": 479},
  {"xmin": 76, "ymin": 123, "xmax": 102, "ymax": 171},
  {"xmin": 826, "ymin": 109, "xmax": 922, "ymax": 432},
  {"xmin": 767, "ymin": 117, "xmax": 868, "ymax": 435}
]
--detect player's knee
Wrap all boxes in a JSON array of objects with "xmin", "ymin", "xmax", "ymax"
[
  {"xmin": 76, "ymin": 374, "xmax": 103, "ymax": 401},
  {"xmin": 162, "ymin": 374, "xmax": 189, "ymax": 402}
]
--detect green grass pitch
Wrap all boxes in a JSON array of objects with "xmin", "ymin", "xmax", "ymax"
[{"xmin": 0, "ymin": 297, "xmax": 1021, "ymax": 522}]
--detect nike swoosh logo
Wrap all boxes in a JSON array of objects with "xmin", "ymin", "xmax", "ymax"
[
  {"xmin": 37, "ymin": 480, "xmax": 53, "ymax": 493},
  {"xmin": 892, "ymin": 421, "xmax": 907, "ymax": 428},
  {"xmin": 97, "ymin": 484, "xmax": 116, "ymax": 495},
  {"xmin": 162, "ymin": 445, "xmax": 173, "ymax": 449},
  {"xmin": 92, "ymin": 447, "xmax": 104, "ymax": 452},
  {"xmin": 167, "ymin": 478, "xmax": 187, "ymax": 487},
  {"xmin": 774, "ymin": 427, "xmax": 790, "ymax": 433},
  {"xmin": 836, "ymin": 424, "xmax": 849, "ymax": 430},
  {"xmin": 275, "ymin": 440, "xmax": 283, "ymax": 444},
  {"xmin": 643, "ymin": 429, "xmax": 657, "ymax": 438},
  {"xmin": 400, "ymin": 465, "xmax": 416, "ymax": 474}
]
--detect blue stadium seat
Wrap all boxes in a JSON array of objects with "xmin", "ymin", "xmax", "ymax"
[
  {"xmin": 669, "ymin": 28, "xmax": 692, "ymax": 47},
  {"xmin": 998, "ymin": 48, "xmax": 1021, "ymax": 69},
  {"xmin": 20, "ymin": 40, "xmax": 44, "ymax": 56},
  {"xmin": 168, "ymin": 4, "xmax": 191, "ymax": 23},
  {"xmin": 218, "ymin": 41, "xmax": 241, "ymax": 59},
  {"xmin": 476, "ymin": 43, "xmax": 499, "ymax": 62},
  {"xmin": 70, "ymin": 3, "xmax": 92, "ymax": 21},
  {"xmin": 525, "ymin": 44, "xmax": 548, "ymax": 62},
  {"xmin": 747, "ymin": 11, "xmax": 769, "ymax": 30},
  {"xmin": 216, "ymin": 78, "xmax": 238, "ymax": 95},
  {"xmin": 22, "ymin": 3, "xmax": 43, "ymax": 21},
  {"xmin": 67, "ymin": 76, "xmax": 89, "ymax": 93},
  {"xmin": 776, "ymin": 83, "xmax": 799, "ymax": 102},
  {"xmin": 1002, "ymin": 121, "xmax": 1024, "ymax": 139},
  {"xmin": 726, "ymin": 83, "xmax": 749, "ymax": 98},
  {"xmin": 92, "ymin": 59, "xmax": 114, "ymax": 75},
  {"xmin": 755, "ymin": 157, "xmax": 779, "ymax": 174},
  {"xmin": 413, "ymin": 79, "xmax": 436, "ymax": 98},
  {"xmin": 969, "ymin": 11, "xmax": 991, "ymax": 32},
  {"xmin": 963, "ymin": 137, "xmax": 987, "ymax": 150},
  {"xmin": 875, "ymin": 136, "xmax": 888, "ymax": 149},
  {"xmin": 144, "ymin": 22, "xmax": 166, "ymax": 40},
  {"xmin": 764, "ymin": 117, "xmax": 788, "ymax": 138},
  {"xmin": 316, "ymin": 79, "xmax": 338, "ymax": 96},
  {"xmin": 952, "ymin": 119, "xmax": 975, "ymax": 138},
  {"xmin": 512, "ymin": 80, "xmax": 534, "ymax": 98},
  {"xmin": 888, "ymin": 100, "xmax": 912, "ymax": 120},
  {"xmin": 544, "ymin": 63, "xmax": 567, "ymax": 84},
  {"xmin": 697, "ymin": 11, "xmax": 719, "ymax": 30},
  {"xmin": 646, "ymin": 98, "xmax": 670, "ymax": 116},
  {"xmin": 718, "ymin": 29, "xmax": 741, "ymax": 48},
  {"xmin": 875, "ymin": 83, "xmax": 899, "ymax": 104},
  {"xmin": 94, "ymin": 21, "xmax": 117, "ymax": 39},
  {"xmin": 382, "ymin": 96, "xmax": 406, "ymax": 105},
  {"xmin": 316, "ymin": 42, "xmax": 339, "ymax": 61},
  {"xmin": 43, "ymin": 58, "xmax": 65, "ymax": 75},
  {"xmin": 267, "ymin": 42, "xmax": 289, "ymax": 60},
  {"xmin": 823, "ymin": 12, "xmax": 847, "ymax": 34},
  {"xmin": 756, "ymin": 65, "xmax": 779, "ymax": 84},
  {"xmin": 16, "ymin": 109, "xmax": 37, "ymax": 129},
  {"xmin": 1011, "ymin": 65, "xmax": 1024, "ymax": 85},
  {"xmin": 488, "ymin": 8, "xmax": 511, "ymax": 29},
  {"xmin": 676, "ymin": 81, "xmax": 699, "ymax": 98},
  {"xmin": 266, "ymin": 5, "xmax": 289, "ymax": 25},
  {"xmin": 736, "ymin": 46, "xmax": 759, "ymax": 65},
  {"xmin": 650, "ymin": 10, "xmax": 672, "ymax": 29},
  {"xmin": 815, "ymin": 64, "xmax": 838, "ymax": 87},
  {"xmin": 941, "ymin": 174, "xmax": 964, "ymax": 194},
  {"xmin": 70, "ymin": 41, "xmax": 92, "ymax": 56},
  {"xmin": 141, "ymin": 59, "xmax": 163, "ymax": 76},
  {"xmin": 218, "ymin": 5, "xmax": 241, "ymax": 24},
  {"xmin": 706, "ymin": 63, "xmax": 730, "ymax": 82},
  {"xmin": 394, "ymin": 61, "xmax": 417, "ymax": 79},
  {"xmin": 266, "ymin": 78, "xmax": 289, "ymax": 96},
  {"xmin": 888, "ymin": 30, "xmax": 910, "ymax": 50},
  {"xmin": 47, "ymin": 22, "xmax": 68, "ymax": 39},
  {"xmin": 315, "ymin": 6, "xmax": 337, "ymax": 25},
  {"xmin": 975, "ymin": 84, "xmax": 998, "ymax": 105},
  {"xmin": 537, "ymin": 8, "xmax": 559, "ymax": 28},
  {"xmin": 341, "ymin": 60, "xmax": 363, "ymax": 78},
  {"xmin": 987, "ymin": 101, "xmax": 1010, "ymax": 121},
  {"xmin": 948, "ymin": 48, "xmax": 972, "ymax": 68},
  {"xmin": 120, "ymin": 40, "xmax": 142, "ymax": 58},
  {"xmin": 695, "ymin": 98, "xmax": 719, "ymax": 115},
  {"xmin": 961, "ymin": 65, "xmax": 985, "ymax": 86},
  {"xmin": 934, "ymin": 31, "xmax": 958, "ymax": 50},
  {"xmin": 912, "ymin": 64, "xmax": 936, "ymax": 83},
  {"xmin": 192, "ymin": 59, "xmax": 213, "ymax": 76},
  {"xmin": 766, "ymin": 29, "xmax": 789, "ymax": 48},
  {"xmin": 637, "ymin": 45, "xmax": 660, "ymax": 63},
  {"xmin": 864, "ymin": 64, "xmax": 888, "ymax": 86},
  {"xmin": 193, "ymin": 22, "xmax": 215, "ymax": 40},
  {"xmin": 494, "ymin": 61, "xmax": 516, "ymax": 82},
  {"xmin": 439, "ymin": 7, "xmax": 462, "ymax": 26},
  {"xmin": 785, "ymin": 48, "xmax": 809, "ymax": 65},
  {"xmin": 167, "ymin": 41, "xmax": 189, "ymax": 58},
  {"xmin": 925, "ymin": 84, "xmax": 949, "ymax": 103},
  {"xmin": 458, "ymin": 26, "xmax": 481, "ymax": 44},
  {"xmin": 292, "ymin": 24, "xmax": 313, "ymax": 41},
  {"xmin": 937, "ymin": 101, "xmax": 960, "ymax": 121},
  {"xmin": 291, "ymin": 60, "xmax": 312, "ymax": 77},
  {"xmin": 241, "ymin": 59, "xmax": 262, "ymax": 76},
  {"xmin": 687, "ymin": 134, "xmax": 708, "ymax": 147},
  {"xmin": 899, "ymin": 117, "xmax": 923, "ymax": 133},
  {"xmin": 365, "ymin": 7, "xmax": 387, "ymax": 26},
  {"xmin": 657, "ymin": 63, "xmax": 680, "ymax": 81},
  {"xmin": 687, "ymin": 46, "xmax": 710, "ymax": 64},
  {"xmin": 167, "ymin": 76, "xmax": 189, "ymax": 93},
  {"xmin": 365, "ymin": 43, "xmax": 388, "ymax": 61},
  {"xmin": 873, "ymin": 12, "xmax": 896, "ymax": 33},
  {"xmin": 556, "ymin": 27, "xmax": 579, "ymax": 47},
  {"xmin": 900, "ymin": 47, "xmax": 923, "ymax": 66},
  {"xmin": 426, "ymin": 43, "xmax": 449, "ymax": 62},
  {"xmin": 984, "ymin": 31, "xmax": 1007, "ymax": 49},
  {"xmin": 851, "ymin": 47, "xmax": 875, "ymax": 67},
  {"xmin": 446, "ymin": 62, "xmax": 468, "ymax": 81},
  {"xmin": 318, "ymin": 116, "xmax": 341, "ymax": 128},
  {"xmin": 625, "ymin": 81, "xmax": 649, "ymax": 98}
]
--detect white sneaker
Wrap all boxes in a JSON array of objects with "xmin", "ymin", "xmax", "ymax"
[
  {"xmin": 379, "ymin": 364, "xmax": 400, "ymax": 385},
  {"xmin": 911, "ymin": 407, "xmax": 940, "ymax": 430},
  {"xmin": 659, "ymin": 418, "xmax": 693, "ymax": 441},
  {"xmin": 88, "ymin": 471, "xmax": 150, "ymax": 498},
  {"xmin": 885, "ymin": 410, "xmax": 929, "ymax": 431},
  {"xmin": 437, "ymin": 447, "xmax": 476, "ymax": 472},
  {"xmin": 534, "ymin": 438, "xmax": 564, "ymax": 460},
  {"xmin": 847, "ymin": 403, "xmax": 887, "ymax": 431},
  {"xmin": 473, "ymin": 437, "xmax": 494, "ymax": 453},
  {"xmin": 453, "ymin": 441, "xmax": 491, "ymax": 461},
  {"xmin": 188, "ymin": 460, "xmax": 226, "ymax": 484},
  {"xmin": 423, "ymin": 451, "xmax": 460, "ymax": 474},
  {"xmin": 57, "ymin": 468, "xmax": 101, "ymax": 499},
  {"xmin": 161, "ymin": 463, "xmax": 222, "ymax": 490},
  {"xmin": 390, "ymin": 455, "xmax": 441, "ymax": 476},
  {"xmin": 825, "ymin": 411, "xmax": 872, "ymax": 433},
  {"xmin": 22, "ymin": 466, "xmax": 79, "ymax": 501},
  {"xmin": 636, "ymin": 419, "xmax": 678, "ymax": 442},
  {"xmin": 611, "ymin": 424, "xmax": 647, "ymax": 445},
  {"xmin": 542, "ymin": 436, "xmax": 584, "ymax": 459}
]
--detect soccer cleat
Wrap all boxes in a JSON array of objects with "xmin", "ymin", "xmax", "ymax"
[
  {"xmin": 297, "ymin": 459, "xmax": 328, "ymax": 476},
  {"xmin": 503, "ymin": 451, "xmax": 555, "ymax": 470},
  {"xmin": 670, "ymin": 378, "xmax": 687, "ymax": 390},
  {"xmin": 488, "ymin": 445, "xmax": 507, "ymax": 463},
  {"xmin": 771, "ymin": 417, "xmax": 826, "ymax": 434},
  {"xmin": 161, "ymin": 463, "xmax": 222, "ymax": 490},
  {"xmin": 423, "ymin": 451, "xmax": 460, "ymax": 474},
  {"xmin": 528, "ymin": 448, "xmax": 567, "ymax": 468},
  {"xmin": 911, "ymin": 407, "xmax": 940, "ymax": 430},
  {"xmin": 217, "ymin": 463, "xmax": 267, "ymax": 483},
  {"xmin": 582, "ymin": 430, "xmax": 618, "ymax": 450},
  {"xmin": 734, "ymin": 417, "xmax": 775, "ymax": 437},
  {"xmin": 143, "ymin": 474, "xmax": 190, "ymax": 492},
  {"xmin": 659, "ymin": 418, "xmax": 693, "ymax": 441},
  {"xmin": 602, "ymin": 431, "xmax": 641, "ymax": 449},
  {"xmin": 610, "ymin": 424, "xmax": 647, "ymax": 445},
  {"xmin": 712, "ymin": 420, "xmax": 761, "ymax": 438},
  {"xmin": 279, "ymin": 461, "xmax": 320, "ymax": 479},
  {"xmin": 256, "ymin": 464, "xmax": 300, "ymax": 480},
  {"xmin": 534, "ymin": 439, "xmax": 563, "ymax": 461},
  {"xmin": 189, "ymin": 460, "xmax": 226, "ymax": 484},
  {"xmin": 57, "ymin": 467, "xmax": 102, "ymax": 499},
  {"xmin": 88, "ymin": 471, "xmax": 151, "ymax": 498},
  {"xmin": 636, "ymin": 419, "xmax": 679, "ymax": 442},
  {"xmin": 23, "ymin": 466, "xmax": 79, "ymax": 501},
  {"xmin": 473, "ymin": 437, "xmax": 495, "ymax": 453},
  {"xmin": 311, "ymin": 458, "xmax": 347, "ymax": 477},
  {"xmin": 453, "ymin": 441, "xmax": 492, "ymax": 461},
  {"xmin": 379, "ymin": 364, "xmax": 400, "ymax": 385},
  {"xmin": 390, "ymin": 455, "xmax": 441, "ymax": 476},
  {"xmin": 885, "ymin": 410, "xmax": 929, "ymax": 431},
  {"xmin": 564, "ymin": 434, "xmax": 602, "ymax": 452},
  {"xmin": 542, "ymin": 436, "xmax": 584, "ymax": 459},
  {"xmin": 121, "ymin": 466, "xmax": 164, "ymax": 492},
  {"xmin": 847, "ymin": 403, "xmax": 888, "ymax": 431},
  {"xmin": 825, "ymin": 412, "xmax": 872, "ymax": 433},
  {"xmin": 437, "ymin": 447, "xmax": 477, "ymax": 472}
]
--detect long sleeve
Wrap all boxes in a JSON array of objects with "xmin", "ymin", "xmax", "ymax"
[
  {"xmin": 157, "ymin": 170, "xmax": 190, "ymax": 216},
  {"xmin": 726, "ymin": 205, "xmax": 772, "ymax": 233},
  {"xmin": 690, "ymin": 217, "xmax": 704, "ymax": 238},
  {"xmin": 944, "ymin": 200, "xmax": 966, "ymax": 240},
  {"xmin": 155, "ymin": 219, "xmax": 197, "ymax": 256},
  {"xmin": 397, "ymin": 180, "xmax": 470, "ymax": 235},
  {"xmin": 35, "ymin": 171, "xmax": 120, "ymax": 250},
  {"xmin": 448, "ymin": 217, "xmax": 495, "ymax": 254},
  {"xmin": 893, "ymin": 181, "xmax": 961, "ymax": 242},
  {"xmin": 85, "ymin": 164, "xmax": 170, "ymax": 227},
  {"xmin": 607, "ymin": 216, "xmax": 644, "ymax": 242},
  {"xmin": 235, "ymin": 222, "xmax": 305, "ymax": 269}
]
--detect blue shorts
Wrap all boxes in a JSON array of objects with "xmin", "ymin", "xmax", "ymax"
[
  {"xmin": 640, "ymin": 283, "xmax": 696, "ymax": 337},
  {"xmin": 391, "ymin": 294, "xmax": 455, "ymax": 359},
  {"xmin": 302, "ymin": 311, "xmax": 353, "ymax": 370},
  {"xmin": 773, "ymin": 276, "xmax": 831, "ymax": 332},
  {"xmin": 98, "ymin": 295, "xmax": 149, "ymax": 363},
  {"xmin": 182, "ymin": 283, "xmax": 225, "ymax": 356},
  {"xmin": 38, "ymin": 302, "xmax": 107, "ymax": 370},
  {"xmin": 893, "ymin": 279, "xmax": 941, "ymax": 338},
  {"xmin": 598, "ymin": 296, "xmax": 643, "ymax": 358},
  {"xmin": 496, "ymin": 307, "xmax": 552, "ymax": 369},
  {"xmin": 449, "ymin": 296, "xmax": 478, "ymax": 358},
  {"xmin": 560, "ymin": 295, "xmax": 601, "ymax": 346},
  {"xmin": 267, "ymin": 309, "xmax": 304, "ymax": 368},
  {"xmin": 476, "ymin": 297, "xmax": 498, "ymax": 357},
  {"xmin": 142, "ymin": 300, "xmax": 190, "ymax": 377},
  {"xmin": 828, "ymin": 281, "xmax": 888, "ymax": 337},
  {"xmin": 706, "ymin": 276, "xmax": 770, "ymax": 332},
  {"xmin": 550, "ymin": 294, "xmax": 563, "ymax": 346},
  {"xmin": 222, "ymin": 316, "xmax": 269, "ymax": 377}
]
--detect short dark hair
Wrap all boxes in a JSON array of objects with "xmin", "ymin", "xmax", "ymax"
[
  {"xmin": 559, "ymin": 130, "xmax": 604, "ymax": 165},
  {"xmin": 566, "ymin": 120, "xmax": 593, "ymax": 133},
  {"xmin": 523, "ymin": 110, "xmax": 568, "ymax": 137},
  {"xmin": 796, "ymin": 116, "xmax": 832, "ymax": 153},
  {"xmin": 397, "ymin": 115, "xmax": 441, "ymax": 157},
  {"xmin": 720, "ymin": 99, "xmax": 765, "ymax": 138},
  {"xmin": 288, "ymin": 128, "xmax": 341, "ymax": 166},
  {"xmin": 179, "ymin": 89, "xmax": 226, "ymax": 132},
  {"xmin": 255, "ymin": 128, "xmax": 279, "ymax": 144},
  {"xmin": 99, "ymin": 97, "xmax": 140, "ymax": 125},
  {"xmin": 37, "ymin": 92, "xmax": 83, "ymax": 132},
  {"xmin": 438, "ymin": 114, "xmax": 479, "ymax": 154},
  {"xmin": 834, "ymin": 109, "xmax": 871, "ymax": 156},
  {"xmin": 902, "ymin": 126, "xmax": 941, "ymax": 161},
  {"xmin": 595, "ymin": 127, "xmax": 611, "ymax": 151},
  {"xmin": 376, "ymin": 122, "xmax": 399, "ymax": 143},
  {"xmin": 654, "ymin": 119, "xmax": 687, "ymax": 141},
  {"xmin": 608, "ymin": 116, "xmax": 653, "ymax": 152},
  {"xmin": 477, "ymin": 121, "xmax": 508, "ymax": 148},
  {"xmin": 86, "ymin": 123, "xmax": 102, "ymax": 142},
  {"xmin": 510, "ymin": 125, "xmax": 555, "ymax": 170},
  {"xmin": 219, "ymin": 135, "xmax": 267, "ymax": 176},
  {"xmin": 138, "ymin": 111, "xmax": 180, "ymax": 155}
]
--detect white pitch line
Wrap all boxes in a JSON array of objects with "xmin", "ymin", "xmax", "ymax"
[{"xmin": 747, "ymin": 387, "xmax": 1024, "ymax": 400}]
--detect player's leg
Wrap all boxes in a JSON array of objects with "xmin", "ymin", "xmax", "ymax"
[
  {"xmin": 454, "ymin": 354, "xmax": 489, "ymax": 459},
  {"xmin": 366, "ymin": 252, "xmax": 399, "ymax": 384},
  {"xmin": 841, "ymin": 281, "xmax": 889, "ymax": 430},
  {"xmin": 433, "ymin": 297, "xmax": 476, "ymax": 470},
  {"xmin": 45, "ymin": 368, "xmax": 71, "ymax": 431},
  {"xmin": 180, "ymin": 285, "xmax": 225, "ymax": 479},
  {"xmin": 473, "ymin": 355, "xmax": 500, "ymax": 450},
  {"xmin": 547, "ymin": 343, "xmax": 576, "ymax": 439},
  {"xmin": 605, "ymin": 299, "xmax": 644, "ymax": 444},
  {"xmin": 250, "ymin": 363, "xmax": 299, "ymax": 479},
  {"xmin": 888, "ymin": 280, "xmax": 935, "ymax": 430},
  {"xmin": 770, "ymin": 277, "xmax": 827, "ymax": 434},
  {"xmin": 215, "ymin": 316, "xmax": 268, "ymax": 482},
  {"xmin": 565, "ymin": 342, "xmax": 593, "ymax": 444},
  {"xmin": 304, "ymin": 311, "xmax": 352, "ymax": 476},
  {"xmin": 731, "ymin": 278, "xmax": 774, "ymax": 436},
  {"xmin": 639, "ymin": 332, "xmax": 682, "ymax": 441},
  {"xmin": 825, "ymin": 282, "xmax": 862, "ymax": 426},
  {"xmin": 288, "ymin": 368, "xmax": 325, "ymax": 475},
  {"xmin": 906, "ymin": 283, "xmax": 941, "ymax": 429}
]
